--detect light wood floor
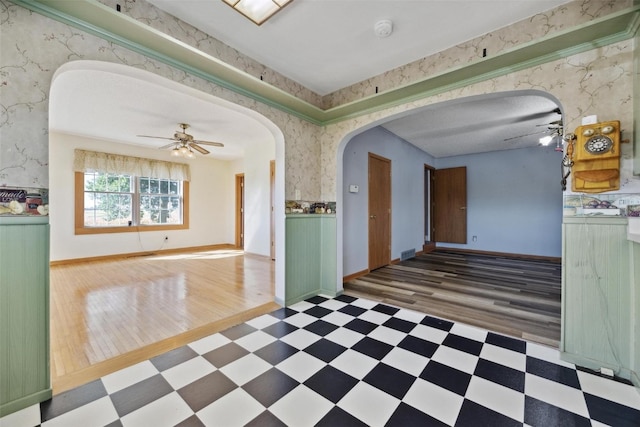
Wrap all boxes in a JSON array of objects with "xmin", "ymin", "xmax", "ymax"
[
  {"xmin": 344, "ymin": 250, "xmax": 562, "ymax": 347},
  {"xmin": 50, "ymin": 247, "xmax": 277, "ymax": 394}
]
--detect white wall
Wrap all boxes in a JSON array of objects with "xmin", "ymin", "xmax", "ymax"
[
  {"xmin": 49, "ymin": 132, "xmax": 235, "ymax": 261},
  {"xmin": 343, "ymin": 127, "xmax": 435, "ymax": 276},
  {"xmin": 229, "ymin": 142, "xmax": 275, "ymax": 257}
]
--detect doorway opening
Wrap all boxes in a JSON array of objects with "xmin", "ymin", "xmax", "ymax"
[
  {"xmin": 48, "ymin": 60, "xmax": 286, "ymax": 394},
  {"xmin": 339, "ymin": 90, "xmax": 564, "ymax": 347},
  {"xmin": 424, "ymin": 164, "xmax": 435, "ymax": 253},
  {"xmin": 236, "ymin": 173, "xmax": 245, "ymax": 248}
]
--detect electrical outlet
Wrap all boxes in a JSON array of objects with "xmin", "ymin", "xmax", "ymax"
[{"xmin": 472, "ymin": 236, "xmax": 477, "ymax": 242}]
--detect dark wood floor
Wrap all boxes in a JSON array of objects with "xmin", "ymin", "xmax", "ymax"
[{"xmin": 344, "ymin": 250, "xmax": 561, "ymax": 347}]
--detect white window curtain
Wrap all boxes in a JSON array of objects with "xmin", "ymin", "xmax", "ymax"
[{"xmin": 74, "ymin": 149, "xmax": 191, "ymax": 181}]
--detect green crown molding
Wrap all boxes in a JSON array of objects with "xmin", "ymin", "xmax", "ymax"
[{"xmin": 9, "ymin": 0, "xmax": 640, "ymax": 126}]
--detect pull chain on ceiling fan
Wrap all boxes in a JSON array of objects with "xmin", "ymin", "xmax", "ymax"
[{"xmin": 137, "ymin": 123, "xmax": 224, "ymax": 157}]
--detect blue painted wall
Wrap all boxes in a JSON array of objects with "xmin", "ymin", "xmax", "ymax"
[
  {"xmin": 342, "ymin": 127, "xmax": 563, "ymax": 277},
  {"xmin": 343, "ymin": 127, "xmax": 435, "ymax": 276},
  {"xmin": 436, "ymin": 145, "xmax": 563, "ymax": 257}
]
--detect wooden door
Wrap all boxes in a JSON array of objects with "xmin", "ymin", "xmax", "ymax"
[
  {"xmin": 368, "ymin": 153, "xmax": 391, "ymax": 270},
  {"xmin": 433, "ymin": 166, "xmax": 467, "ymax": 244},
  {"xmin": 235, "ymin": 174, "xmax": 244, "ymax": 248}
]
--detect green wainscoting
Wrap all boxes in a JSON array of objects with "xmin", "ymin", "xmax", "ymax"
[
  {"xmin": 561, "ymin": 217, "xmax": 638, "ymax": 385},
  {"xmin": 633, "ymin": 239, "xmax": 640, "ymax": 387},
  {"xmin": 285, "ymin": 215, "xmax": 337, "ymax": 306},
  {"xmin": 0, "ymin": 216, "xmax": 52, "ymax": 417}
]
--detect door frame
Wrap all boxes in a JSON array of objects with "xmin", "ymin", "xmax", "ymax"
[
  {"xmin": 368, "ymin": 152, "xmax": 392, "ymax": 271},
  {"xmin": 424, "ymin": 163, "xmax": 436, "ymax": 253},
  {"xmin": 270, "ymin": 160, "xmax": 275, "ymax": 260},
  {"xmin": 235, "ymin": 173, "xmax": 244, "ymax": 248}
]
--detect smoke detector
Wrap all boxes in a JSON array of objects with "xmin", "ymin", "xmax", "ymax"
[{"xmin": 374, "ymin": 19, "xmax": 393, "ymax": 38}]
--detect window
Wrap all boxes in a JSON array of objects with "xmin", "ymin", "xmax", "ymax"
[
  {"xmin": 73, "ymin": 149, "xmax": 190, "ymax": 235},
  {"xmin": 83, "ymin": 172, "xmax": 133, "ymax": 227},
  {"xmin": 139, "ymin": 177, "xmax": 183, "ymax": 225},
  {"xmin": 75, "ymin": 171, "xmax": 189, "ymax": 234}
]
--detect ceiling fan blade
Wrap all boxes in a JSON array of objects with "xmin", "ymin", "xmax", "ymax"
[
  {"xmin": 536, "ymin": 120, "xmax": 563, "ymax": 128},
  {"xmin": 159, "ymin": 142, "xmax": 177, "ymax": 149},
  {"xmin": 504, "ymin": 129, "xmax": 548, "ymax": 142},
  {"xmin": 193, "ymin": 140, "xmax": 224, "ymax": 147},
  {"xmin": 137, "ymin": 135, "xmax": 177, "ymax": 141},
  {"xmin": 189, "ymin": 142, "xmax": 210, "ymax": 155}
]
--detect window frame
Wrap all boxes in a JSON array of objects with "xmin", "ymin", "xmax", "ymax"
[{"xmin": 75, "ymin": 171, "xmax": 189, "ymax": 235}]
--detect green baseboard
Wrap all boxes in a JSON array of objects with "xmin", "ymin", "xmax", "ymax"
[{"xmin": 0, "ymin": 388, "xmax": 52, "ymax": 418}]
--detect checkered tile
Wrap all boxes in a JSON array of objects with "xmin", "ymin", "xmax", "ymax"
[{"xmin": 3, "ymin": 295, "xmax": 640, "ymax": 427}]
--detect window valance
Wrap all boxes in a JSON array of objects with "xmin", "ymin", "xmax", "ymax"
[{"xmin": 73, "ymin": 149, "xmax": 190, "ymax": 181}]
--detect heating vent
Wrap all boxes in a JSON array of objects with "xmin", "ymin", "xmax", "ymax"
[{"xmin": 400, "ymin": 249, "xmax": 416, "ymax": 261}]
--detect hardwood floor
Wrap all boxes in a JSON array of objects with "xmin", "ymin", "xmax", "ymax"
[
  {"xmin": 344, "ymin": 250, "xmax": 561, "ymax": 347},
  {"xmin": 50, "ymin": 248, "xmax": 277, "ymax": 394}
]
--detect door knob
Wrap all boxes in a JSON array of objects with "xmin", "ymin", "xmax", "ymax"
[
  {"xmin": 370, "ymin": 215, "xmax": 376, "ymax": 219},
  {"xmin": 460, "ymin": 207, "xmax": 467, "ymax": 210}
]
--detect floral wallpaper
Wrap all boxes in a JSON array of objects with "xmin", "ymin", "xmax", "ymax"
[
  {"xmin": 323, "ymin": 0, "xmax": 631, "ymax": 108},
  {"xmin": 321, "ymin": 37, "xmax": 638, "ymax": 199},
  {"xmin": 0, "ymin": 0, "xmax": 321, "ymax": 200},
  {"xmin": 0, "ymin": 0, "xmax": 638, "ymax": 203},
  {"xmin": 96, "ymin": 0, "xmax": 323, "ymax": 108}
]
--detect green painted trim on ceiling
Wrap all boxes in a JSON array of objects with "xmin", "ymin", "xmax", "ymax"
[
  {"xmin": 10, "ymin": 0, "xmax": 640, "ymax": 126},
  {"xmin": 9, "ymin": 0, "xmax": 325, "ymax": 124}
]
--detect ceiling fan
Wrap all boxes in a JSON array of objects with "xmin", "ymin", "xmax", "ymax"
[
  {"xmin": 137, "ymin": 123, "xmax": 224, "ymax": 157},
  {"xmin": 503, "ymin": 120, "xmax": 563, "ymax": 143}
]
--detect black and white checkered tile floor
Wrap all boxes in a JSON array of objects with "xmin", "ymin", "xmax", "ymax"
[{"xmin": 3, "ymin": 295, "xmax": 640, "ymax": 427}]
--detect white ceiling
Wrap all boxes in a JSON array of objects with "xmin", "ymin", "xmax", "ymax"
[
  {"xmin": 49, "ymin": 67, "xmax": 273, "ymax": 160},
  {"xmin": 49, "ymin": 0, "xmax": 570, "ymax": 159},
  {"xmin": 147, "ymin": 0, "xmax": 569, "ymax": 96},
  {"xmin": 381, "ymin": 93, "xmax": 562, "ymax": 158}
]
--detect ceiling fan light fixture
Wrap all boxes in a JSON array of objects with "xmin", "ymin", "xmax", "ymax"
[
  {"xmin": 222, "ymin": 0, "xmax": 292, "ymax": 25},
  {"xmin": 539, "ymin": 135, "xmax": 553, "ymax": 146},
  {"xmin": 138, "ymin": 123, "xmax": 224, "ymax": 157}
]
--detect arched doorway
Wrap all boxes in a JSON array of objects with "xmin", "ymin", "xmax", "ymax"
[
  {"xmin": 48, "ymin": 60, "xmax": 286, "ymax": 392},
  {"xmin": 337, "ymin": 90, "xmax": 564, "ymax": 344}
]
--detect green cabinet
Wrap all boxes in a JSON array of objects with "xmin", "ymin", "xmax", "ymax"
[
  {"xmin": 0, "ymin": 217, "xmax": 51, "ymax": 416},
  {"xmin": 285, "ymin": 215, "xmax": 337, "ymax": 305},
  {"xmin": 561, "ymin": 217, "xmax": 636, "ymax": 383}
]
